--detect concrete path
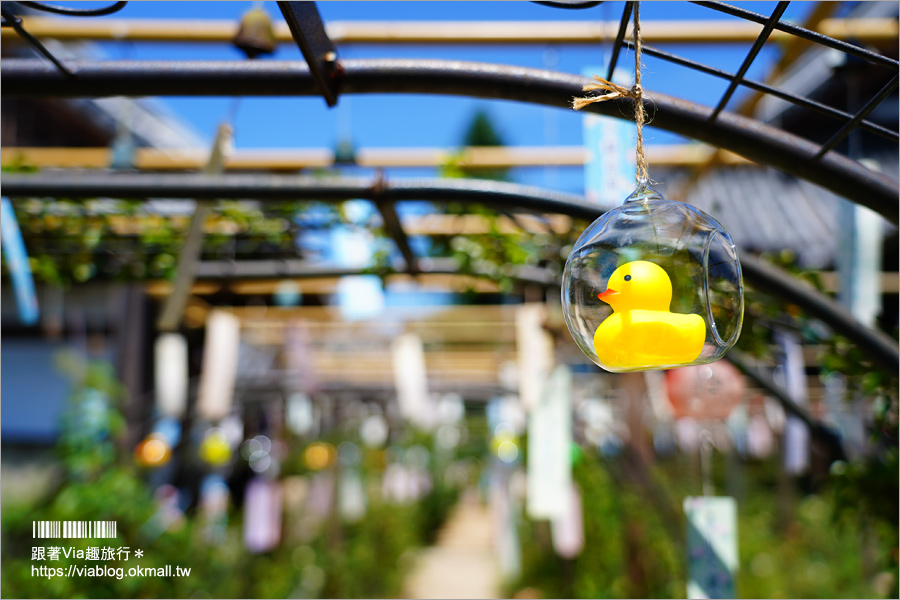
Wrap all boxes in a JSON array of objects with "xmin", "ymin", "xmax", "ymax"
[{"xmin": 404, "ymin": 492, "xmax": 501, "ymax": 599}]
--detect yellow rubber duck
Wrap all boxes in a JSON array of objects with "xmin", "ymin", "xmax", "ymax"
[{"xmin": 594, "ymin": 260, "xmax": 705, "ymax": 370}]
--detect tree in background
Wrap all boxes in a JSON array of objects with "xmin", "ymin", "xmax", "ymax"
[{"xmin": 442, "ymin": 109, "xmax": 510, "ymax": 182}]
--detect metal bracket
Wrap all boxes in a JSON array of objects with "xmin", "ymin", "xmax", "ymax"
[
  {"xmin": 277, "ymin": 1, "xmax": 340, "ymax": 107},
  {"xmin": 1, "ymin": 5, "xmax": 73, "ymax": 77},
  {"xmin": 371, "ymin": 171, "xmax": 419, "ymax": 275}
]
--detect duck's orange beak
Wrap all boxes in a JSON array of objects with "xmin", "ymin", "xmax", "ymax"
[{"xmin": 597, "ymin": 289, "xmax": 618, "ymax": 300}]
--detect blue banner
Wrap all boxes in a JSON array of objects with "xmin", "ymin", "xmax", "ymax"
[
  {"xmin": 0, "ymin": 197, "xmax": 39, "ymax": 325},
  {"xmin": 582, "ymin": 65, "xmax": 636, "ymax": 208}
]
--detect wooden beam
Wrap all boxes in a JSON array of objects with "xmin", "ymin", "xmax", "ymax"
[
  {"xmin": 2, "ymin": 17, "xmax": 896, "ymax": 45},
  {"xmin": 329, "ymin": 18, "xmax": 900, "ymax": 44},
  {"xmin": 0, "ymin": 144, "xmax": 753, "ymax": 170},
  {"xmin": 145, "ymin": 281, "xmax": 222, "ymax": 297},
  {"xmin": 401, "ymin": 213, "xmax": 573, "ymax": 235},
  {"xmin": 94, "ymin": 212, "xmax": 575, "ymax": 238},
  {"xmin": 146, "ymin": 273, "xmax": 505, "ymax": 297},
  {"xmin": 817, "ymin": 17, "xmax": 900, "ymax": 44},
  {"xmin": 145, "ymin": 270, "xmax": 900, "ymax": 299},
  {"xmin": 818, "ymin": 271, "xmax": 900, "ymax": 295},
  {"xmin": 229, "ymin": 303, "xmax": 519, "ymax": 321},
  {"xmin": 225, "ymin": 273, "xmax": 505, "ymax": 295}
]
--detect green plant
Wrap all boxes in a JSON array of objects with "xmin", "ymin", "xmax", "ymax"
[{"xmin": 2, "ymin": 357, "xmax": 461, "ymax": 599}]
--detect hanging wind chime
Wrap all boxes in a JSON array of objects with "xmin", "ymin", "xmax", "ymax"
[{"xmin": 563, "ymin": 2, "xmax": 743, "ymax": 373}]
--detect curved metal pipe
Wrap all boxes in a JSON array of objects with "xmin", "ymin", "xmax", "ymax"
[
  {"xmin": 739, "ymin": 254, "xmax": 899, "ymax": 373},
  {"xmin": 0, "ymin": 172, "xmax": 603, "ymax": 219},
  {"xmin": 727, "ymin": 350, "xmax": 845, "ymax": 460},
  {"xmin": 193, "ymin": 257, "xmax": 561, "ymax": 286},
  {"xmin": 2, "ymin": 58, "xmax": 897, "ymax": 224},
  {"xmin": 4, "ymin": 171, "xmax": 896, "ymax": 371}
]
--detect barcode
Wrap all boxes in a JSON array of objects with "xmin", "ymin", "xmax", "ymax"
[{"xmin": 32, "ymin": 521, "xmax": 117, "ymax": 539}]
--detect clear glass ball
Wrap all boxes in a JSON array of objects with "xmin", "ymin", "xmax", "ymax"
[{"xmin": 562, "ymin": 184, "xmax": 743, "ymax": 372}]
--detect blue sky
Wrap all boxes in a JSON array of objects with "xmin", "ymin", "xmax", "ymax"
[{"xmin": 82, "ymin": 1, "xmax": 817, "ymax": 193}]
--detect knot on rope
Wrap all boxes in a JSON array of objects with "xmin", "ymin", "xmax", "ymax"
[{"xmin": 571, "ymin": 75, "xmax": 641, "ymax": 110}]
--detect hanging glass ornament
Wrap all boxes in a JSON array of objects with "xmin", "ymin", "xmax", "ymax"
[
  {"xmin": 562, "ymin": 184, "xmax": 743, "ymax": 372},
  {"xmin": 566, "ymin": 2, "xmax": 742, "ymax": 372}
]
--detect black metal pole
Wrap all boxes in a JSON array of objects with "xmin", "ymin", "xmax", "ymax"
[
  {"xmin": 727, "ymin": 350, "xmax": 846, "ymax": 461},
  {"xmin": 2, "ymin": 58, "xmax": 897, "ymax": 224},
  {"xmin": 0, "ymin": 172, "xmax": 604, "ymax": 219}
]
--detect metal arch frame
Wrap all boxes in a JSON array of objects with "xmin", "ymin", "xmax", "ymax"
[
  {"xmin": 694, "ymin": 0, "xmax": 898, "ymax": 70},
  {"xmin": 0, "ymin": 172, "xmax": 603, "ymax": 218},
  {"xmin": 193, "ymin": 258, "xmax": 561, "ymax": 286},
  {"xmin": 621, "ymin": 41, "xmax": 898, "ymax": 143},
  {"xmin": 727, "ymin": 349, "xmax": 844, "ymax": 460},
  {"xmin": 4, "ymin": 171, "xmax": 897, "ymax": 373},
  {"xmin": 3, "ymin": 58, "xmax": 897, "ymax": 224}
]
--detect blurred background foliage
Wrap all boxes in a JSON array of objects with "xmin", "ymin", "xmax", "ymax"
[
  {"xmin": 2, "ymin": 108, "xmax": 896, "ymax": 599},
  {"xmin": 509, "ymin": 450, "xmax": 897, "ymax": 599},
  {"xmin": 4, "ymin": 194, "xmax": 896, "ymax": 598},
  {"xmin": 1, "ymin": 358, "xmax": 461, "ymax": 599},
  {"xmin": 1, "ymin": 196, "xmax": 312, "ymax": 287},
  {"xmin": 3, "ymin": 358, "xmax": 895, "ymax": 598}
]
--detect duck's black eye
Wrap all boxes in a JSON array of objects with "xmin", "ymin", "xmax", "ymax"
[{"xmin": 624, "ymin": 274, "xmax": 632, "ymax": 282}]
